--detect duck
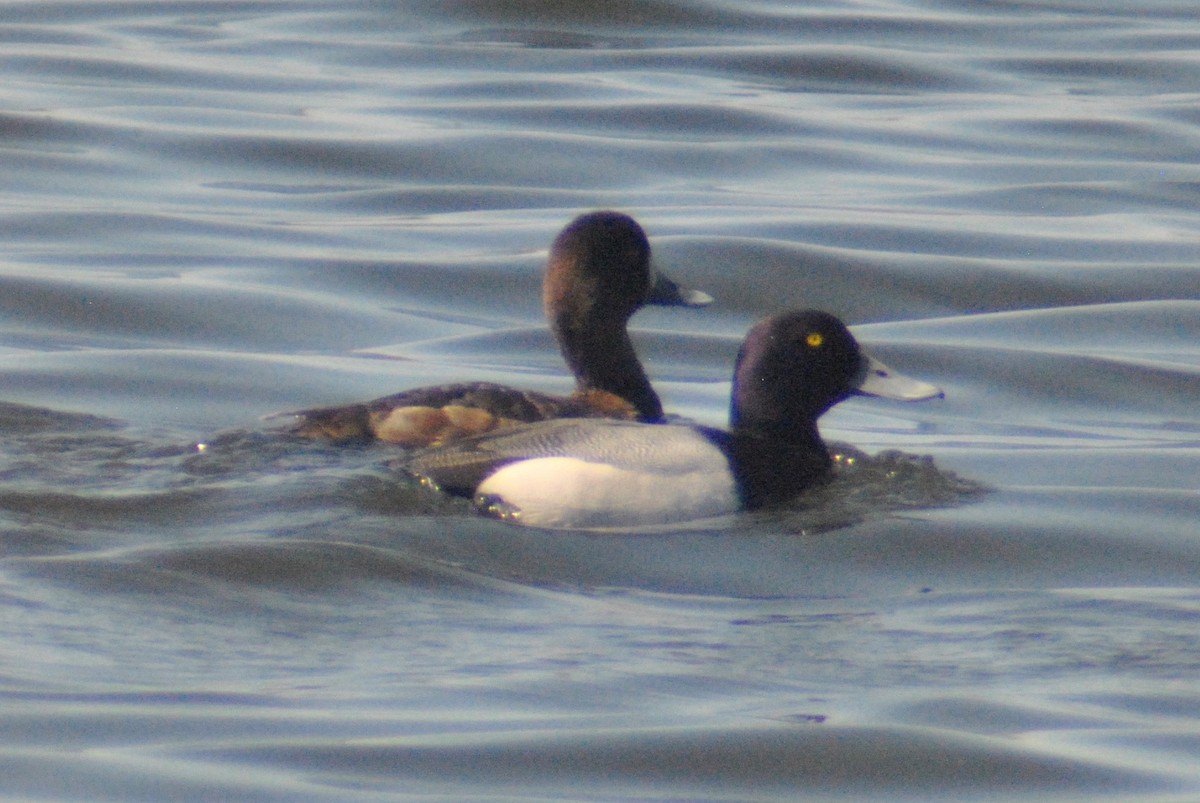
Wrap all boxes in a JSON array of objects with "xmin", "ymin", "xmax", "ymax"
[
  {"xmin": 406, "ymin": 309, "xmax": 943, "ymax": 529},
  {"xmin": 286, "ymin": 211, "xmax": 711, "ymax": 446}
]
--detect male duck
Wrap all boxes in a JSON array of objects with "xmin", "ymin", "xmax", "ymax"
[
  {"xmin": 287, "ymin": 211, "xmax": 711, "ymax": 446},
  {"xmin": 407, "ymin": 310, "xmax": 943, "ymax": 529}
]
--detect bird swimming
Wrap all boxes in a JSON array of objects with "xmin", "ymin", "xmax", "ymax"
[
  {"xmin": 407, "ymin": 309, "xmax": 943, "ymax": 529},
  {"xmin": 284, "ymin": 211, "xmax": 711, "ymax": 446}
]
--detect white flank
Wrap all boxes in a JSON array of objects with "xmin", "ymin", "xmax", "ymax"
[{"xmin": 476, "ymin": 435, "xmax": 738, "ymax": 530}]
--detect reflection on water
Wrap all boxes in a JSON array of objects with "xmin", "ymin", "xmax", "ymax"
[{"xmin": 2, "ymin": 0, "xmax": 1200, "ymax": 800}]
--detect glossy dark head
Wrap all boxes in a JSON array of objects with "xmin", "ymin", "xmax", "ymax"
[
  {"xmin": 731, "ymin": 310, "xmax": 861, "ymax": 437},
  {"xmin": 730, "ymin": 310, "xmax": 941, "ymax": 439}
]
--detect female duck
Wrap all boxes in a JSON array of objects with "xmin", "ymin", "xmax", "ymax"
[
  {"xmin": 407, "ymin": 310, "xmax": 943, "ymax": 529},
  {"xmin": 287, "ymin": 211, "xmax": 711, "ymax": 446}
]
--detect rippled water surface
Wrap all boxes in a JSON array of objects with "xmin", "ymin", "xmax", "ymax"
[{"xmin": 3, "ymin": 1, "xmax": 1200, "ymax": 800}]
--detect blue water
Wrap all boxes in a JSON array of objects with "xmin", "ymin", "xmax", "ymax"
[{"xmin": 2, "ymin": 1, "xmax": 1199, "ymax": 800}]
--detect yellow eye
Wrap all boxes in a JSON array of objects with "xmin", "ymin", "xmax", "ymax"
[{"xmin": 805, "ymin": 332, "xmax": 824, "ymax": 348}]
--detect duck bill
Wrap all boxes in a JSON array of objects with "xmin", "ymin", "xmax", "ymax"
[
  {"xmin": 854, "ymin": 354, "xmax": 943, "ymax": 401},
  {"xmin": 646, "ymin": 265, "xmax": 713, "ymax": 307}
]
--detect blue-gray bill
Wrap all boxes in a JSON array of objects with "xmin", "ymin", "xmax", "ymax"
[
  {"xmin": 855, "ymin": 354, "xmax": 944, "ymax": 401},
  {"xmin": 647, "ymin": 266, "xmax": 714, "ymax": 307}
]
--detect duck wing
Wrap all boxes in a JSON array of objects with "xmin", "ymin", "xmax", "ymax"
[{"xmin": 406, "ymin": 418, "xmax": 724, "ymax": 498}]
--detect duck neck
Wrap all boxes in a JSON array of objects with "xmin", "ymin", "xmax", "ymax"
[
  {"xmin": 724, "ymin": 426, "xmax": 832, "ymax": 509},
  {"xmin": 554, "ymin": 319, "xmax": 664, "ymax": 422}
]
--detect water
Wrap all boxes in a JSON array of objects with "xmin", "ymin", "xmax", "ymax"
[{"xmin": 3, "ymin": 0, "xmax": 1200, "ymax": 799}]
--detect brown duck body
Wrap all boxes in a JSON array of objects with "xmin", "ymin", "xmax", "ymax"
[
  {"xmin": 290, "ymin": 382, "xmax": 640, "ymax": 447},
  {"xmin": 285, "ymin": 211, "xmax": 710, "ymax": 446}
]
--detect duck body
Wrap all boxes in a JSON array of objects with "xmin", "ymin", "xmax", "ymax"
[
  {"xmin": 411, "ymin": 418, "xmax": 838, "ymax": 529},
  {"xmin": 292, "ymin": 381, "xmax": 645, "ymax": 448},
  {"xmin": 411, "ymin": 418, "xmax": 740, "ymax": 528},
  {"xmin": 287, "ymin": 211, "xmax": 709, "ymax": 445},
  {"xmin": 408, "ymin": 310, "xmax": 943, "ymax": 529}
]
